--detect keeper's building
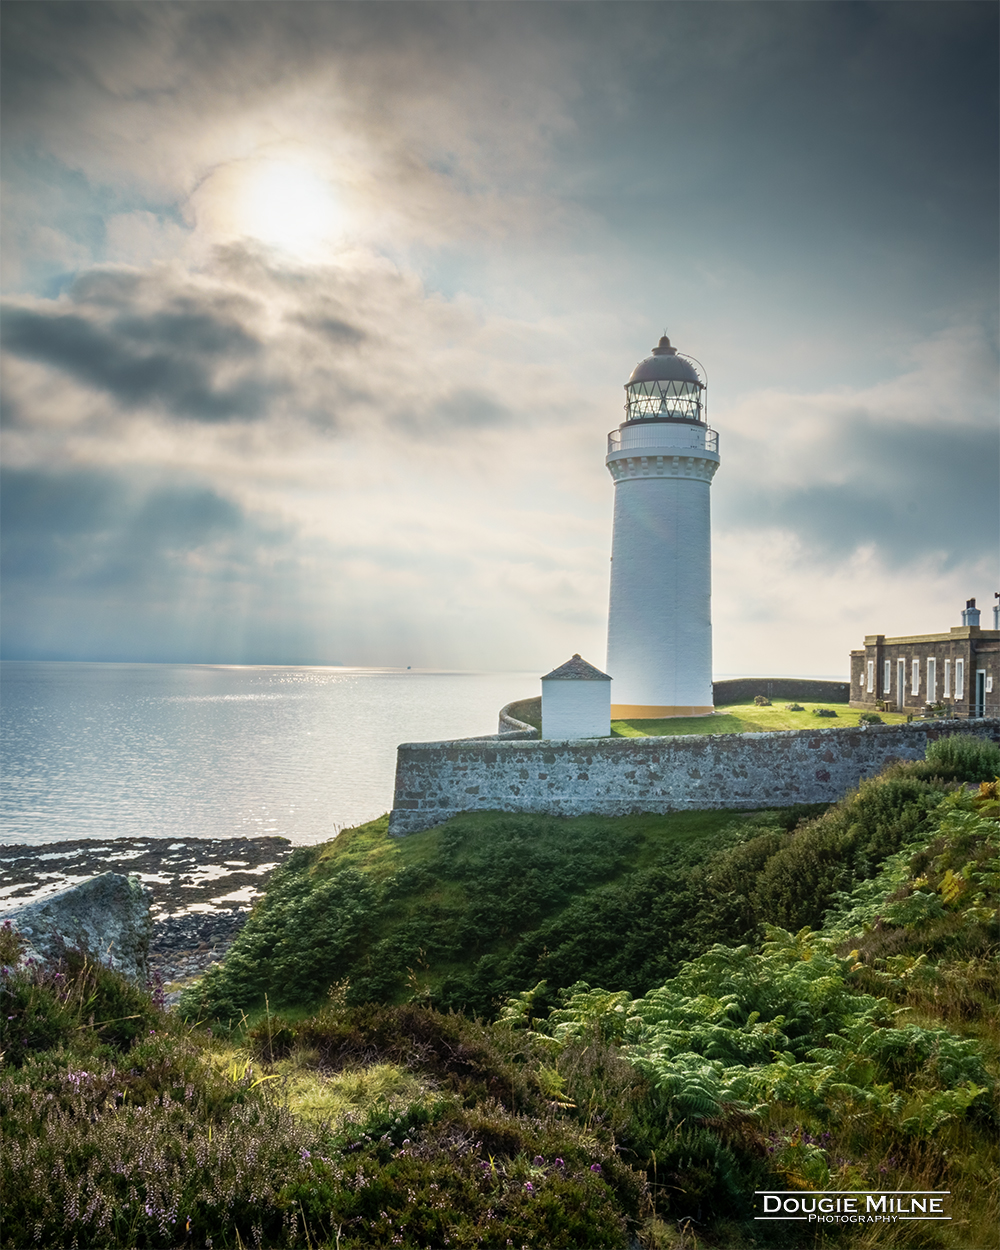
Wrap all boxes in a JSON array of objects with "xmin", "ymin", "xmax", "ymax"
[{"xmin": 850, "ymin": 599, "xmax": 999, "ymax": 718}]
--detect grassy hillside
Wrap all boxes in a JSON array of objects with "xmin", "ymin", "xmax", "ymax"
[
  {"xmin": 181, "ymin": 737, "xmax": 995, "ymax": 1028},
  {"xmin": 3, "ymin": 733, "xmax": 997, "ymax": 1250},
  {"xmin": 181, "ymin": 805, "xmax": 806, "ymax": 1023}
]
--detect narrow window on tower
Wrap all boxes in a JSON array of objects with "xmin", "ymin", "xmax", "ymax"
[
  {"xmin": 944, "ymin": 659, "xmax": 951, "ymax": 698},
  {"xmin": 884, "ymin": 660, "xmax": 892, "ymax": 694},
  {"xmin": 912, "ymin": 659, "xmax": 920, "ymax": 695},
  {"xmin": 866, "ymin": 660, "xmax": 874, "ymax": 693},
  {"xmin": 955, "ymin": 659, "xmax": 965, "ymax": 698},
  {"xmin": 927, "ymin": 658, "xmax": 936, "ymax": 702}
]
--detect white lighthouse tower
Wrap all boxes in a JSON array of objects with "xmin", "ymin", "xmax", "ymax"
[{"xmin": 606, "ymin": 334, "xmax": 720, "ymax": 718}]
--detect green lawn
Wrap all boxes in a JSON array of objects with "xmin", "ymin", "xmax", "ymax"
[{"xmin": 613, "ymin": 700, "xmax": 909, "ymax": 737}]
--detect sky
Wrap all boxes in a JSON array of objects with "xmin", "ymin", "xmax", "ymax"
[{"xmin": 1, "ymin": 0, "xmax": 997, "ymax": 677}]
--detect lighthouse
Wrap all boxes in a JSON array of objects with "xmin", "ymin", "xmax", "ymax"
[{"xmin": 606, "ymin": 334, "xmax": 720, "ymax": 718}]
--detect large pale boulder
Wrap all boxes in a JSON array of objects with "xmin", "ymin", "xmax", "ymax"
[{"xmin": 1, "ymin": 873, "xmax": 153, "ymax": 982}]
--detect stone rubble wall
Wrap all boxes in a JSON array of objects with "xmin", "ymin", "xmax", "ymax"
[
  {"xmin": 389, "ymin": 717, "xmax": 1000, "ymax": 836},
  {"xmin": 497, "ymin": 700, "xmax": 541, "ymax": 737}
]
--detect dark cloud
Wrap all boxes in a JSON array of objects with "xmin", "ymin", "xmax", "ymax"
[
  {"xmin": 293, "ymin": 315, "xmax": 367, "ymax": 346},
  {"xmin": 0, "ymin": 271, "xmax": 283, "ymax": 421},
  {"xmin": 718, "ymin": 416, "xmax": 1000, "ymax": 566},
  {"xmin": 0, "ymin": 466, "xmax": 251, "ymax": 587},
  {"xmin": 0, "ymin": 463, "xmax": 333, "ymax": 661},
  {"xmin": 435, "ymin": 388, "xmax": 511, "ymax": 429},
  {"xmin": 0, "ymin": 247, "xmax": 538, "ymax": 442}
]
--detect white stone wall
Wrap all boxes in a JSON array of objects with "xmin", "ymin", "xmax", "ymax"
[
  {"xmin": 541, "ymin": 679, "xmax": 611, "ymax": 739},
  {"xmin": 388, "ymin": 718, "xmax": 1000, "ymax": 835}
]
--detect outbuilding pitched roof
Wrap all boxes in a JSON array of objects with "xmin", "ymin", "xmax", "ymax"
[{"xmin": 541, "ymin": 654, "xmax": 612, "ymax": 681}]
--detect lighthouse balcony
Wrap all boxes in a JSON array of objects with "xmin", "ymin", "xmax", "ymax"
[{"xmin": 608, "ymin": 423, "xmax": 719, "ymax": 456}]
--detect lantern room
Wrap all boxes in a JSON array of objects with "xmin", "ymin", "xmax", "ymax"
[{"xmin": 624, "ymin": 335, "xmax": 704, "ymax": 424}]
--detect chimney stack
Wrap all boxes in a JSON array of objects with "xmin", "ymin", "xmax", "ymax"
[{"xmin": 961, "ymin": 598, "xmax": 981, "ymax": 627}]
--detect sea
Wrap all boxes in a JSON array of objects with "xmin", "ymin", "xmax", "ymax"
[{"xmin": 0, "ymin": 662, "xmax": 539, "ymax": 848}]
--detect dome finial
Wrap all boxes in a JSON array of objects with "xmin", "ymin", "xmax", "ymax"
[{"xmin": 651, "ymin": 333, "xmax": 676, "ymax": 357}]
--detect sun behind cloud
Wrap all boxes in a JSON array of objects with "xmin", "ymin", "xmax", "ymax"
[{"xmin": 194, "ymin": 158, "xmax": 346, "ymax": 260}]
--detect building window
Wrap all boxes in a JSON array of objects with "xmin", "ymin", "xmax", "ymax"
[
  {"xmin": 884, "ymin": 660, "xmax": 891, "ymax": 693},
  {"xmin": 927, "ymin": 658, "xmax": 936, "ymax": 702},
  {"xmin": 956, "ymin": 658, "xmax": 964, "ymax": 697},
  {"xmin": 911, "ymin": 659, "xmax": 920, "ymax": 695},
  {"xmin": 866, "ymin": 660, "xmax": 874, "ymax": 693},
  {"xmin": 944, "ymin": 659, "xmax": 951, "ymax": 698},
  {"xmin": 858, "ymin": 669, "xmax": 864, "ymax": 688}
]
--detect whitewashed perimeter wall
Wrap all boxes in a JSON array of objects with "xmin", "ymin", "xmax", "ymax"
[{"xmin": 388, "ymin": 718, "xmax": 1000, "ymax": 835}]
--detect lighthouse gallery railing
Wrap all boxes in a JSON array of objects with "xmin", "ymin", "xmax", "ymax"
[{"xmin": 608, "ymin": 425, "xmax": 719, "ymax": 455}]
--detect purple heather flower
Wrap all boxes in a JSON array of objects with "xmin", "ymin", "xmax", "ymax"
[
  {"xmin": 554, "ymin": 1158, "xmax": 565, "ymax": 1169},
  {"xmin": 532, "ymin": 1156, "xmax": 544, "ymax": 1166},
  {"xmin": 524, "ymin": 1182, "xmax": 534, "ymax": 1193},
  {"xmin": 590, "ymin": 1163, "xmax": 602, "ymax": 1173}
]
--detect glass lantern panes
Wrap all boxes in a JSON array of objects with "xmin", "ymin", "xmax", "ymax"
[{"xmin": 625, "ymin": 378, "xmax": 702, "ymax": 422}]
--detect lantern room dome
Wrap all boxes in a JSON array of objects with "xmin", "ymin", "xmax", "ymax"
[{"xmin": 628, "ymin": 336, "xmax": 702, "ymax": 387}]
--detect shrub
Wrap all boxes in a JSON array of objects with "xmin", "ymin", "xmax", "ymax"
[
  {"xmin": 746, "ymin": 775, "xmax": 942, "ymax": 930},
  {"xmin": 921, "ymin": 734, "xmax": 1000, "ymax": 783},
  {"xmin": 785, "ymin": 703, "xmax": 804, "ymax": 712},
  {"xmin": 812, "ymin": 707, "xmax": 838, "ymax": 717},
  {"xmin": 753, "ymin": 695, "xmax": 771, "ymax": 706},
  {"xmin": 0, "ymin": 919, "xmax": 25, "ymax": 966},
  {"xmin": 1, "ymin": 949, "xmax": 162, "ymax": 1068},
  {"xmin": 859, "ymin": 712, "xmax": 883, "ymax": 725}
]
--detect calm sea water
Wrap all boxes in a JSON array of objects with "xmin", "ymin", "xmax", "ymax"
[{"xmin": 0, "ymin": 663, "xmax": 539, "ymax": 847}]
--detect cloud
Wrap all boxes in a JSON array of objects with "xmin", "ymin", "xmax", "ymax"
[
  {"xmin": 2, "ymin": 466, "xmax": 259, "ymax": 586},
  {"xmin": 104, "ymin": 211, "xmax": 191, "ymax": 268},
  {"xmin": 1, "ymin": 258, "xmax": 294, "ymax": 429},
  {"xmin": 714, "ymin": 325, "xmax": 1000, "ymax": 565},
  {"xmin": 0, "ymin": 4, "xmax": 995, "ymax": 674},
  {"xmin": 711, "ymin": 527, "xmax": 996, "ymax": 678},
  {"xmin": 719, "ymin": 414, "xmax": 998, "ymax": 565},
  {"xmin": 0, "ymin": 463, "xmax": 319, "ymax": 662},
  {"xmin": 2, "ymin": 239, "xmax": 994, "ymax": 674},
  {"xmin": 1, "ymin": 244, "xmax": 592, "ymax": 447},
  {"xmin": 0, "ymin": 458, "xmax": 610, "ymax": 667}
]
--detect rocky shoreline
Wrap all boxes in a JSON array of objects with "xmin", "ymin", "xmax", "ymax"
[{"xmin": 0, "ymin": 835, "xmax": 296, "ymax": 1002}]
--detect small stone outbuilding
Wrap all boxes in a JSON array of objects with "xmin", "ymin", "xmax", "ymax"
[
  {"xmin": 850, "ymin": 599, "xmax": 999, "ymax": 718},
  {"xmin": 541, "ymin": 654, "xmax": 612, "ymax": 739}
]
